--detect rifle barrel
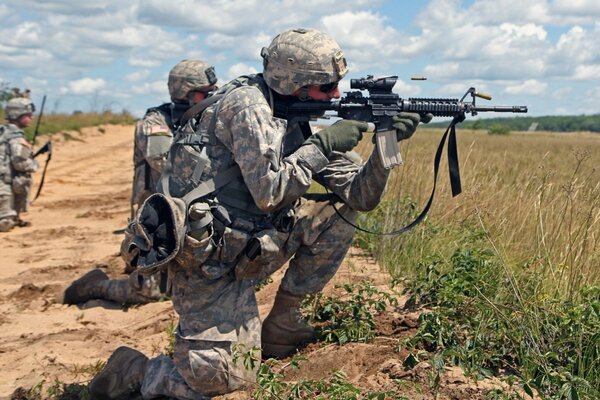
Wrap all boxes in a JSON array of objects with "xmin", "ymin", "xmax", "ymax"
[
  {"xmin": 32, "ymin": 94, "xmax": 47, "ymax": 145},
  {"xmin": 474, "ymin": 105, "xmax": 528, "ymax": 113}
]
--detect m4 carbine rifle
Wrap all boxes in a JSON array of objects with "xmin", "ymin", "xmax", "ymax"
[
  {"xmin": 274, "ymin": 75, "xmax": 528, "ymax": 170},
  {"xmin": 274, "ymin": 75, "xmax": 528, "ymax": 235}
]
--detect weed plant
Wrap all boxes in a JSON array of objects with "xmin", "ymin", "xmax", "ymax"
[
  {"xmin": 254, "ymin": 356, "xmax": 407, "ymax": 399},
  {"xmin": 353, "ymin": 129, "xmax": 600, "ymax": 399},
  {"xmin": 303, "ymin": 280, "xmax": 398, "ymax": 345}
]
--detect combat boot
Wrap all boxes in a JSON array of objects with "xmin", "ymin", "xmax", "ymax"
[
  {"xmin": 15, "ymin": 217, "xmax": 31, "ymax": 227},
  {"xmin": 88, "ymin": 346, "xmax": 148, "ymax": 400},
  {"xmin": 261, "ymin": 288, "xmax": 316, "ymax": 358},
  {"xmin": 62, "ymin": 269, "xmax": 109, "ymax": 304}
]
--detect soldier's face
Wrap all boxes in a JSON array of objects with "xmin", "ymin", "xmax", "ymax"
[
  {"xmin": 16, "ymin": 113, "xmax": 33, "ymax": 129},
  {"xmin": 296, "ymin": 84, "xmax": 341, "ymax": 101},
  {"xmin": 189, "ymin": 85, "xmax": 217, "ymax": 104}
]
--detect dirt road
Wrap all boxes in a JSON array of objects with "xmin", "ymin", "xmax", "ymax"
[{"xmin": 0, "ymin": 125, "xmax": 509, "ymax": 399}]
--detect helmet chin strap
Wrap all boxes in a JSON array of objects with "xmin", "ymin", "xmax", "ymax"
[{"xmin": 298, "ymin": 87, "xmax": 310, "ymax": 102}]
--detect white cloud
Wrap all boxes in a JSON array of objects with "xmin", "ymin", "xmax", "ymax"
[
  {"xmin": 60, "ymin": 78, "xmax": 106, "ymax": 95},
  {"xmin": 130, "ymin": 80, "xmax": 168, "ymax": 97},
  {"xmin": 225, "ymin": 63, "xmax": 258, "ymax": 81},
  {"xmin": 128, "ymin": 57, "xmax": 162, "ymax": 68},
  {"xmin": 322, "ymin": 11, "xmax": 419, "ymax": 70},
  {"xmin": 503, "ymin": 79, "xmax": 547, "ymax": 95},
  {"xmin": 126, "ymin": 70, "xmax": 151, "ymax": 82},
  {"xmin": 572, "ymin": 65, "xmax": 600, "ymax": 80},
  {"xmin": 137, "ymin": 0, "xmax": 382, "ymax": 35}
]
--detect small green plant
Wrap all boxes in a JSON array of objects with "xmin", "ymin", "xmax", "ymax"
[
  {"xmin": 165, "ymin": 319, "xmax": 177, "ymax": 357},
  {"xmin": 231, "ymin": 343, "xmax": 262, "ymax": 371},
  {"xmin": 253, "ymin": 357, "xmax": 407, "ymax": 399},
  {"xmin": 303, "ymin": 280, "xmax": 398, "ymax": 345},
  {"xmin": 255, "ymin": 276, "xmax": 273, "ymax": 292},
  {"xmin": 46, "ymin": 379, "xmax": 90, "ymax": 400}
]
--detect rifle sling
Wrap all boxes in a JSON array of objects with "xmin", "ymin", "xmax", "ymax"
[
  {"xmin": 328, "ymin": 117, "xmax": 463, "ymax": 236},
  {"xmin": 32, "ymin": 151, "xmax": 52, "ymax": 202}
]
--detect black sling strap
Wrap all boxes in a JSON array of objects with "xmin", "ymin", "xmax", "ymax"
[{"xmin": 329, "ymin": 116, "xmax": 463, "ymax": 236}]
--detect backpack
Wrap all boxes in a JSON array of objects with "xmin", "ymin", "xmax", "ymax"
[{"xmin": 121, "ymin": 82, "xmax": 248, "ymax": 277}]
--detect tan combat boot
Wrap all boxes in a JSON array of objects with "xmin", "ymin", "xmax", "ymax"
[
  {"xmin": 261, "ymin": 289, "xmax": 316, "ymax": 358},
  {"xmin": 62, "ymin": 269, "xmax": 109, "ymax": 304},
  {"xmin": 88, "ymin": 346, "xmax": 148, "ymax": 400}
]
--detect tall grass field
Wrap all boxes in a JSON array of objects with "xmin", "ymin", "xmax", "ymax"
[{"xmin": 355, "ymin": 127, "xmax": 600, "ymax": 399}]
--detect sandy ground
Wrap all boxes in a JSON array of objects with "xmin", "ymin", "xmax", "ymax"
[{"xmin": 0, "ymin": 125, "xmax": 518, "ymax": 399}]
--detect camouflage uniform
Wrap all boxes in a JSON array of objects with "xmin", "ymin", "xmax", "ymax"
[
  {"xmin": 93, "ymin": 30, "xmax": 399, "ymax": 399},
  {"xmin": 131, "ymin": 105, "xmax": 176, "ymax": 212},
  {"xmin": 0, "ymin": 123, "xmax": 38, "ymax": 232},
  {"xmin": 121, "ymin": 60, "xmax": 217, "ymax": 303},
  {"xmin": 140, "ymin": 68, "xmax": 391, "ymax": 396},
  {"xmin": 63, "ymin": 60, "xmax": 217, "ymax": 306}
]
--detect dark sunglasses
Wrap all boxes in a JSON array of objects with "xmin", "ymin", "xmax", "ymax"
[{"xmin": 319, "ymin": 81, "xmax": 339, "ymax": 93}]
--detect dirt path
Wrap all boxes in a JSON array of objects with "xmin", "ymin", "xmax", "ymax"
[{"xmin": 0, "ymin": 125, "xmax": 509, "ymax": 399}]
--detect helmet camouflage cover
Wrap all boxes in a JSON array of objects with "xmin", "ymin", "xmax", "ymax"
[
  {"xmin": 261, "ymin": 28, "xmax": 348, "ymax": 95},
  {"xmin": 168, "ymin": 59, "xmax": 217, "ymax": 102},
  {"xmin": 5, "ymin": 97, "xmax": 35, "ymax": 120}
]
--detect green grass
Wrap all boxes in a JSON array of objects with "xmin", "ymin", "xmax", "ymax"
[
  {"xmin": 351, "ymin": 128, "xmax": 600, "ymax": 399},
  {"xmin": 0, "ymin": 109, "xmax": 136, "ymax": 143}
]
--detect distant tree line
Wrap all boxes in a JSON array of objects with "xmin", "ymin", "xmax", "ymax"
[{"xmin": 429, "ymin": 114, "xmax": 600, "ymax": 133}]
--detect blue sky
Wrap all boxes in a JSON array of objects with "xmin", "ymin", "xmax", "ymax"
[{"xmin": 1, "ymin": 0, "xmax": 600, "ymax": 118}]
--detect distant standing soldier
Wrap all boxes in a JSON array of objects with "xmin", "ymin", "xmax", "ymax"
[
  {"xmin": 62, "ymin": 60, "xmax": 218, "ymax": 305},
  {"xmin": 0, "ymin": 97, "xmax": 39, "ymax": 232}
]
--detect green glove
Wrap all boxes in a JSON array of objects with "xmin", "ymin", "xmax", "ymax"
[
  {"xmin": 305, "ymin": 119, "xmax": 369, "ymax": 157},
  {"xmin": 392, "ymin": 112, "xmax": 433, "ymax": 141}
]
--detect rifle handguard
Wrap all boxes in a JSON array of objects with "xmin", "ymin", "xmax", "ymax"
[{"xmin": 376, "ymin": 129, "xmax": 402, "ymax": 169}]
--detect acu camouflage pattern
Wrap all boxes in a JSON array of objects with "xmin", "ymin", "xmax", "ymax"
[
  {"xmin": 5, "ymin": 97, "xmax": 35, "ymax": 120},
  {"xmin": 261, "ymin": 28, "xmax": 348, "ymax": 95},
  {"xmin": 131, "ymin": 107, "xmax": 174, "ymax": 210},
  {"xmin": 0, "ymin": 123, "xmax": 38, "ymax": 231},
  {"xmin": 144, "ymin": 73, "xmax": 392, "ymax": 397},
  {"xmin": 168, "ymin": 59, "xmax": 217, "ymax": 102}
]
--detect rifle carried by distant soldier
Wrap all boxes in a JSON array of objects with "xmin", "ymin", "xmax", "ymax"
[
  {"xmin": 29, "ymin": 95, "xmax": 51, "ymax": 202},
  {"xmin": 274, "ymin": 75, "xmax": 528, "ymax": 234}
]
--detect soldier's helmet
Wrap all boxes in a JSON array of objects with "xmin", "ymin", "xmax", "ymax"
[
  {"xmin": 5, "ymin": 97, "xmax": 35, "ymax": 121},
  {"xmin": 168, "ymin": 60, "xmax": 217, "ymax": 102},
  {"xmin": 261, "ymin": 28, "xmax": 348, "ymax": 96}
]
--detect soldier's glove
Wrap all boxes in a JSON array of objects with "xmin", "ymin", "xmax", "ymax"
[
  {"xmin": 305, "ymin": 120, "xmax": 369, "ymax": 157},
  {"xmin": 392, "ymin": 112, "xmax": 433, "ymax": 141}
]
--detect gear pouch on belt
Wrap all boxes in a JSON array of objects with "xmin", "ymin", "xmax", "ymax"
[
  {"xmin": 11, "ymin": 175, "xmax": 31, "ymax": 196},
  {"xmin": 121, "ymin": 193, "xmax": 187, "ymax": 276},
  {"xmin": 235, "ymin": 228, "xmax": 281, "ymax": 280}
]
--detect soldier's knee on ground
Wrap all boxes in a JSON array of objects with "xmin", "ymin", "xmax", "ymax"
[{"xmin": 174, "ymin": 341, "xmax": 243, "ymax": 397}]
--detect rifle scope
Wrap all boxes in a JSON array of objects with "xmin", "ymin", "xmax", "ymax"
[{"xmin": 350, "ymin": 75, "xmax": 397, "ymax": 93}]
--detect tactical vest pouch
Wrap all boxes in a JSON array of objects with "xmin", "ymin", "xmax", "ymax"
[
  {"xmin": 234, "ymin": 228, "xmax": 282, "ymax": 280},
  {"xmin": 121, "ymin": 193, "xmax": 188, "ymax": 276}
]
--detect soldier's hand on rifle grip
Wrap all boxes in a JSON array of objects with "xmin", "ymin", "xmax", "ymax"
[
  {"xmin": 33, "ymin": 141, "xmax": 52, "ymax": 158},
  {"xmin": 304, "ymin": 119, "xmax": 369, "ymax": 157},
  {"xmin": 392, "ymin": 112, "xmax": 431, "ymax": 141}
]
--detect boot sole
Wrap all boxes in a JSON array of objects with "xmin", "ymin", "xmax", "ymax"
[{"xmin": 262, "ymin": 342, "xmax": 299, "ymax": 359}]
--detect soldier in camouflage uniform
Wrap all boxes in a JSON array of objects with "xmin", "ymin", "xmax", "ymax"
[
  {"xmin": 62, "ymin": 60, "xmax": 218, "ymax": 305},
  {"xmin": 0, "ymin": 97, "xmax": 39, "ymax": 232},
  {"xmin": 90, "ymin": 29, "xmax": 429, "ymax": 399}
]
